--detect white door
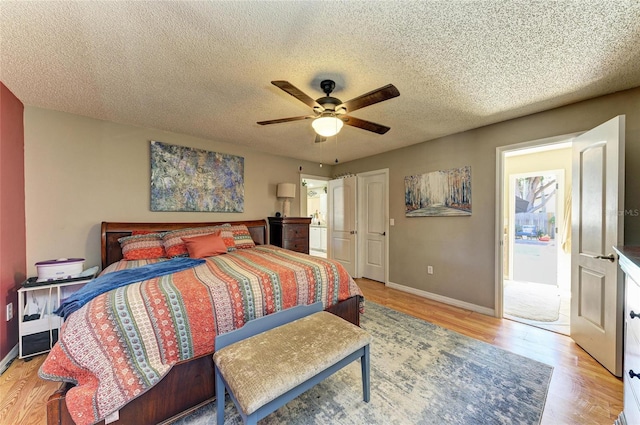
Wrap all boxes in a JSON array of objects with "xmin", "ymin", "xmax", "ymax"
[
  {"xmin": 359, "ymin": 171, "xmax": 387, "ymax": 282},
  {"xmin": 328, "ymin": 176, "xmax": 357, "ymax": 276},
  {"xmin": 571, "ymin": 115, "xmax": 625, "ymax": 377}
]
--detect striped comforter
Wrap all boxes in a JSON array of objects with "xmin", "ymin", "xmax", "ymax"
[{"xmin": 39, "ymin": 245, "xmax": 363, "ymax": 425}]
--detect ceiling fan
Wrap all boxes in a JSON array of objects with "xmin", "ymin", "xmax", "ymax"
[{"xmin": 257, "ymin": 80, "xmax": 400, "ymax": 143}]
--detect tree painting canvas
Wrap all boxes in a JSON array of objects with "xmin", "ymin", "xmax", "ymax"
[
  {"xmin": 150, "ymin": 141, "xmax": 244, "ymax": 212},
  {"xmin": 405, "ymin": 166, "xmax": 471, "ymax": 216}
]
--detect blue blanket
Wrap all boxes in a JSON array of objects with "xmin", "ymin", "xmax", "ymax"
[{"xmin": 55, "ymin": 257, "xmax": 205, "ymax": 319}]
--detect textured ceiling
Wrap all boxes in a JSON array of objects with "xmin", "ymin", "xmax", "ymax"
[{"xmin": 1, "ymin": 1, "xmax": 640, "ymax": 163}]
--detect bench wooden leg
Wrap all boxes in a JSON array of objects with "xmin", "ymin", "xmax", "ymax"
[
  {"xmin": 215, "ymin": 366, "xmax": 225, "ymax": 425},
  {"xmin": 362, "ymin": 344, "xmax": 371, "ymax": 403}
]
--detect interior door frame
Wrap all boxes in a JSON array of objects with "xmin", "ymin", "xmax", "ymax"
[
  {"xmin": 356, "ymin": 169, "xmax": 389, "ymax": 283},
  {"xmin": 495, "ymin": 132, "xmax": 580, "ymax": 318}
]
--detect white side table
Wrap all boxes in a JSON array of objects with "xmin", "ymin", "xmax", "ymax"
[{"xmin": 18, "ymin": 275, "xmax": 94, "ymax": 359}]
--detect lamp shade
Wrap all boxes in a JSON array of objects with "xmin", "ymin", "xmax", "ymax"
[
  {"xmin": 312, "ymin": 116, "xmax": 344, "ymax": 137},
  {"xmin": 277, "ymin": 183, "xmax": 296, "ymax": 198}
]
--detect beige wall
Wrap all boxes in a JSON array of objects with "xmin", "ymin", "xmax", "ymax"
[
  {"xmin": 334, "ymin": 87, "xmax": 640, "ymax": 310},
  {"xmin": 23, "ymin": 107, "xmax": 331, "ymax": 276}
]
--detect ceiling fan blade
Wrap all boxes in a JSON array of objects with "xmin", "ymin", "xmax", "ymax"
[
  {"xmin": 257, "ymin": 115, "xmax": 314, "ymax": 125},
  {"xmin": 271, "ymin": 81, "xmax": 322, "ymax": 109},
  {"xmin": 338, "ymin": 84, "xmax": 400, "ymax": 113},
  {"xmin": 341, "ymin": 115, "xmax": 391, "ymax": 134},
  {"xmin": 314, "ymin": 134, "xmax": 327, "ymax": 143}
]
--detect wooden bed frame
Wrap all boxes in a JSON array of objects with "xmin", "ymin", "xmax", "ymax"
[{"xmin": 46, "ymin": 219, "xmax": 361, "ymax": 425}]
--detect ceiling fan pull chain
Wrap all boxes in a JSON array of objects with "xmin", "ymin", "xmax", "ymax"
[{"xmin": 320, "ymin": 129, "xmax": 325, "ymax": 167}]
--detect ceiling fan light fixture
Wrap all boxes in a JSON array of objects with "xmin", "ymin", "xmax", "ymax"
[
  {"xmin": 259, "ymin": 79, "xmax": 399, "ymax": 139},
  {"xmin": 312, "ymin": 115, "xmax": 343, "ymax": 137}
]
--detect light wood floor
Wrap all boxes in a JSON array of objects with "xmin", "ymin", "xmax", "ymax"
[
  {"xmin": 357, "ymin": 278, "xmax": 622, "ymax": 425},
  {"xmin": 0, "ymin": 278, "xmax": 623, "ymax": 425},
  {"xmin": 0, "ymin": 349, "xmax": 60, "ymax": 425}
]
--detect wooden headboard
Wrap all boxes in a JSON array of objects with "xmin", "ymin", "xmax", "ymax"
[{"xmin": 101, "ymin": 219, "xmax": 268, "ymax": 269}]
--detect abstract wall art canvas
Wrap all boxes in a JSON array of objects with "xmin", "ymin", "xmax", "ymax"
[
  {"xmin": 405, "ymin": 166, "xmax": 471, "ymax": 216},
  {"xmin": 150, "ymin": 141, "xmax": 244, "ymax": 212}
]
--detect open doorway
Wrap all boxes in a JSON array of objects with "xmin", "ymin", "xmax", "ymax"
[
  {"xmin": 501, "ymin": 143, "xmax": 572, "ymax": 335},
  {"xmin": 300, "ymin": 176, "xmax": 328, "ymax": 258},
  {"xmin": 496, "ymin": 117, "xmax": 625, "ymax": 374}
]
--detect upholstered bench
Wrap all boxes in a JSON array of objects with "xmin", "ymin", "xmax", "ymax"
[{"xmin": 213, "ymin": 302, "xmax": 371, "ymax": 425}]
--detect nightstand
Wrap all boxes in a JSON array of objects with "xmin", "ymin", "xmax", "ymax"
[
  {"xmin": 18, "ymin": 276, "xmax": 94, "ymax": 359},
  {"xmin": 268, "ymin": 217, "xmax": 311, "ymax": 254}
]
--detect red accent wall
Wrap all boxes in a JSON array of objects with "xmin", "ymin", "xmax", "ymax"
[{"xmin": 0, "ymin": 82, "xmax": 25, "ymax": 360}]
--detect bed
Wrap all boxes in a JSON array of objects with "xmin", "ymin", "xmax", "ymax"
[{"xmin": 43, "ymin": 219, "xmax": 362, "ymax": 425}]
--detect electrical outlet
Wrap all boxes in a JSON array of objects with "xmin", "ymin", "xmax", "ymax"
[
  {"xmin": 427, "ymin": 266, "xmax": 434, "ymax": 275},
  {"xmin": 6, "ymin": 303, "xmax": 13, "ymax": 321}
]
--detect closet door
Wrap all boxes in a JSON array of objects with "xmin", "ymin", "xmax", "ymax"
[{"xmin": 328, "ymin": 176, "xmax": 357, "ymax": 276}]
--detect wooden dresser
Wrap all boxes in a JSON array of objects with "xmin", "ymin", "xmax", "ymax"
[
  {"xmin": 268, "ymin": 217, "xmax": 311, "ymax": 254},
  {"xmin": 615, "ymin": 246, "xmax": 640, "ymax": 425}
]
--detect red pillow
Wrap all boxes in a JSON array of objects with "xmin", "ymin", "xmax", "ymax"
[
  {"xmin": 162, "ymin": 225, "xmax": 229, "ymax": 258},
  {"xmin": 118, "ymin": 233, "xmax": 166, "ymax": 260},
  {"xmin": 182, "ymin": 233, "xmax": 228, "ymax": 259}
]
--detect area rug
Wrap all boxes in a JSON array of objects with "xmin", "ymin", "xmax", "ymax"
[
  {"xmin": 504, "ymin": 280, "xmax": 561, "ymax": 322},
  {"xmin": 173, "ymin": 302, "xmax": 552, "ymax": 425}
]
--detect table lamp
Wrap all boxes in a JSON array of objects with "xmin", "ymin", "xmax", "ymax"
[{"xmin": 277, "ymin": 183, "xmax": 296, "ymax": 217}]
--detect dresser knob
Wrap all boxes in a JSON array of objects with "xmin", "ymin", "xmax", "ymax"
[
  {"xmin": 630, "ymin": 370, "xmax": 640, "ymax": 379},
  {"xmin": 631, "ymin": 310, "xmax": 640, "ymax": 319}
]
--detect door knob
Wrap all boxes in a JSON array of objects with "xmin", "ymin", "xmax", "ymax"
[
  {"xmin": 379, "ymin": 232, "xmax": 386, "ymax": 236},
  {"xmin": 594, "ymin": 253, "xmax": 616, "ymax": 262}
]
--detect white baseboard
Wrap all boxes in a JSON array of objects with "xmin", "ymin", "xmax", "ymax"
[
  {"xmin": 0, "ymin": 344, "xmax": 18, "ymax": 375},
  {"xmin": 386, "ymin": 281, "xmax": 495, "ymax": 316}
]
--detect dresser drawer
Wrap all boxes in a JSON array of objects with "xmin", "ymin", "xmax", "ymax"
[
  {"xmin": 624, "ymin": 381, "xmax": 640, "ymax": 425},
  {"xmin": 284, "ymin": 225, "xmax": 309, "ymax": 240},
  {"xmin": 283, "ymin": 238, "xmax": 309, "ymax": 254},
  {"xmin": 268, "ymin": 217, "xmax": 311, "ymax": 254},
  {"xmin": 627, "ymin": 275, "xmax": 640, "ymax": 324},
  {"xmin": 619, "ymin": 248, "xmax": 640, "ymax": 423},
  {"xmin": 626, "ymin": 274, "xmax": 640, "ymax": 414},
  {"xmin": 622, "ymin": 328, "xmax": 640, "ymax": 424},
  {"xmin": 626, "ymin": 324, "xmax": 640, "ymax": 378}
]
